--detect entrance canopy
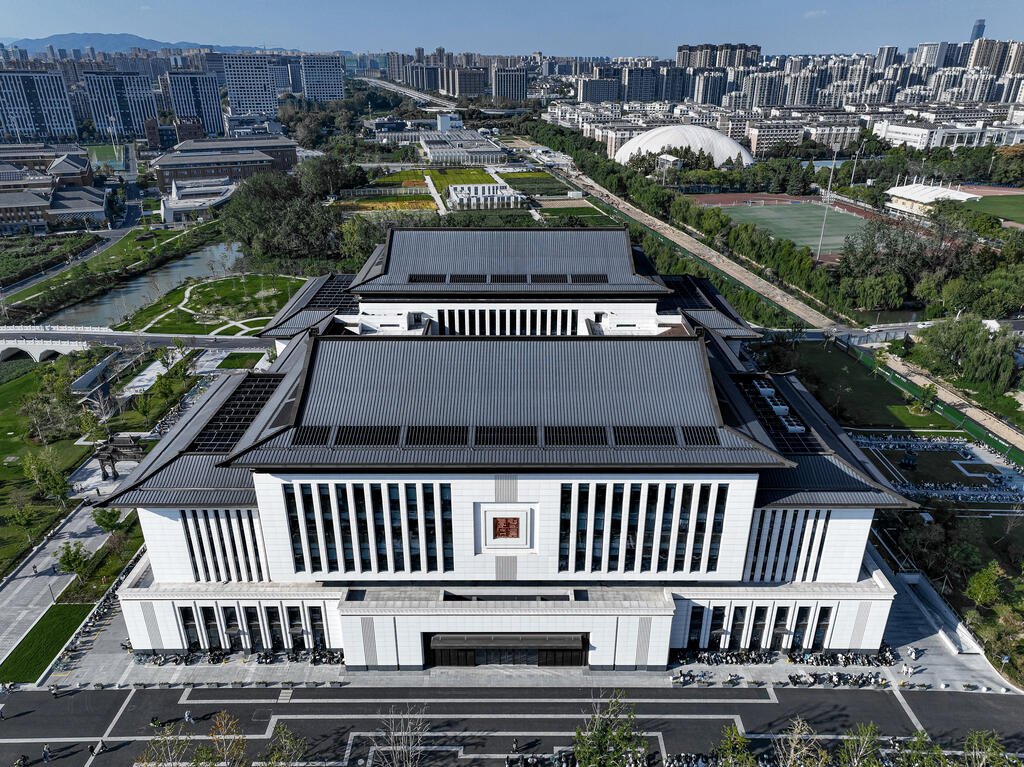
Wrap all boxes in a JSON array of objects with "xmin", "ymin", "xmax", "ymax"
[{"xmin": 429, "ymin": 633, "xmax": 585, "ymax": 650}]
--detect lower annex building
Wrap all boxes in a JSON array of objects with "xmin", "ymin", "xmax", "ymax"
[{"xmin": 105, "ymin": 228, "xmax": 910, "ymax": 670}]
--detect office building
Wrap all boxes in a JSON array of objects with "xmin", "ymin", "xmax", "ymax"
[
  {"xmin": 971, "ymin": 19, "xmax": 986, "ymax": 42},
  {"xmin": 223, "ymin": 54, "xmax": 277, "ymax": 116},
  {"xmin": 300, "ymin": 55, "xmax": 346, "ymax": 102},
  {"xmin": 492, "ymin": 66, "xmax": 528, "ymax": 101},
  {"xmin": 163, "ymin": 71, "xmax": 222, "ymax": 136},
  {"xmin": 106, "ymin": 227, "xmax": 908, "ymax": 669},
  {"xmin": 0, "ymin": 70, "xmax": 77, "ymax": 139},
  {"xmin": 151, "ymin": 135, "xmax": 297, "ymax": 191},
  {"xmin": 84, "ymin": 72, "xmax": 158, "ymax": 139}
]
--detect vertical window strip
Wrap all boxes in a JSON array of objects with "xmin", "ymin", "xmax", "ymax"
[
  {"xmin": 799, "ymin": 512, "xmax": 820, "ymax": 581},
  {"xmin": 423, "ymin": 483, "xmax": 439, "ymax": 572},
  {"xmin": 440, "ymin": 483, "xmax": 454, "ymax": 571},
  {"xmin": 229, "ymin": 510, "xmax": 250, "ymax": 582},
  {"xmin": 300, "ymin": 484, "xmax": 322, "ymax": 573},
  {"xmin": 558, "ymin": 483, "xmax": 572, "ymax": 572},
  {"xmin": 179, "ymin": 511, "xmax": 200, "ymax": 581},
  {"xmin": 245, "ymin": 510, "xmax": 264, "ymax": 581},
  {"xmin": 640, "ymin": 483, "xmax": 659, "ymax": 572},
  {"xmin": 352, "ymin": 484, "xmax": 373, "ymax": 571},
  {"xmin": 369, "ymin": 483, "xmax": 389, "ymax": 571},
  {"xmin": 335, "ymin": 484, "xmax": 355, "ymax": 572},
  {"xmin": 590, "ymin": 483, "xmax": 607, "ymax": 571},
  {"xmin": 606, "ymin": 483, "xmax": 624, "ymax": 571},
  {"xmin": 575, "ymin": 483, "xmax": 589, "ymax": 572},
  {"xmin": 658, "ymin": 483, "xmax": 677, "ymax": 572},
  {"xmin": 706, "ymin": 484, "xmax": 729, "ymax": 572},
  {"xmin": 746, "ymin": 510, "xmax": 767, "ymax": 580},
  {"xmin": 220, "ymin": 510, "xmax": 242, "ymax": 581},
  {"xmin": 758, "ymin": 510, "xmax": 779, "ymax": 582},
  {"xmin": 689, "ymin": 483, "xmax": 711, "ymax": 572},
  {"xmin": 318, "ymin": 484, "xmax": 338, "ymax": 572},
  {"xmin": 386, "ymin": 484, "xmax": 405, "ymax": 572},
  {"xmin": 811, "ymin": 511, "xmax": 831, "ymax": 581},
  {"xmin": 405, "ymin": 484, "xmax": 421, "ymax": 573},
  {"xmin": 623, "ymin": 483, "xmax": 641, "ymax": 571},
  {"xmin": 671, "ymin": 483, "xmax": 693, "ymax": 572},
  {"xmin": 283, "ymin": 485, "xmax": 305, "ymax": 573},
  {"xmin": 201, "ymin": 511, "xmax": 223, "ymax": 581}
]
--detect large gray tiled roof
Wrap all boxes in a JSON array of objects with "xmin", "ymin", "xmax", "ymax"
[{"xmin": 350, "ymin": 228, "xmax": 671, "ymax": 296}]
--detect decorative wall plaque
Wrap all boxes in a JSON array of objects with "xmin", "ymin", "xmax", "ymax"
[{"xmin": 493, "ymin": 517, "xmax": 520, "ymax": 539}]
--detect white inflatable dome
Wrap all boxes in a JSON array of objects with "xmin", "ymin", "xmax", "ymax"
[{"xmin": 614, "ymin": 125, "xmax": 755, "ymax": 167}]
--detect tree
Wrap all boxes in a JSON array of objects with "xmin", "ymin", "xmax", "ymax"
[
  {"xmin": 772, "ymin": 717, "xmax": 829, "ymax": 767},
  {"xmin": 137, "ymin": 722, "xmax": 193, "ymax": 767},
  {"xmin": 712, "ymin": 724, "xmax": 756, "ymax": 767},
  {"xmin": 91, "ymin": 508, "xmax": 122, "ymax": 534},
  {"xmin": 573, "ymin": 691, "xmax": 646, "ymax": 767},
  {"xmin": 371, "ymin": 706, "xmax": 429, "ymax": 767},
  {"xmin": 135, "ymin": 392, "xmax": 157, "ymax": 428},
  {"xmin": 261, "ymin": 723, "xmax": 307, "ymax": 767},
  {"xmin": 22, "ymin": 447, "xmax": 69, "ymax": 510},
  {"xmin": 210, "ymin": 710, "xmax": 248, "ymax": 767},
  {"xmin": 8, "ymin": 487, "xmax": 35, "ymax": 534},
  {"xmin": 962, "ymin": 730, "xmax": 1013, "ymax": 767},
  {"xmin": 894, "ymin": 731, "xmax": 949, "ymax": 767},
  {"xmin": 55, "ymin": 540, "xmax": 91, "ymax": 581},
  {"xmin": 966, "ymin": 561, "xmax": 1003, "ymax": 608},
  {"xmin": 836, "ymin": 721, "xmax": 881, "ymax": 767}
]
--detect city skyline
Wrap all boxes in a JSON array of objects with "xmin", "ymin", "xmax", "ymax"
[{"xmin": 2, "ymin": 0, "xmax": 1024, "ymax": 57}]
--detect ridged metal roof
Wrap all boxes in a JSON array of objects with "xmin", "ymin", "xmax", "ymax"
[
  {"xmin": 301, "ymin": 337, "xmax": 719, "ymax": 427},
  {"xmin": 352, "ymin": 228, "xmax": 669, "ymax": 294},
  {"xmin": 754, "ymin": 454, "xmax": 910, "ymax": 509}
]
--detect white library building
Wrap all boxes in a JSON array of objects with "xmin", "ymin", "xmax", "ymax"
[{"xmin": 106, "ymin": 228, "xmax": 910, "ymax": 671}]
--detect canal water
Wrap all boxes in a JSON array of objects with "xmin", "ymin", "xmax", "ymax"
[{"xmin": 46, "ymin": 242, "xmax": 242, "ymax": 327}]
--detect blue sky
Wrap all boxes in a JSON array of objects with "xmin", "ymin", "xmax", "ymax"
[{"xmin": 3, "ymin": 0, "xmax": 1023, "ymax": 56}]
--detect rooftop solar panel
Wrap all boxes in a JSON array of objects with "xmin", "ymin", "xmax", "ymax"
[
  {"xmin": 530, "ymin": 274, "xmax": 569, "ymax": 284},
  {"xmin": 475, "ymin": 425, "xmax": 538, "ymax": 446},
  {"xmin": 408, "ymin": 274, "xmax": 446, "ymax": 283},
  {"xmin": 334, "ymin": 425, "xmax": 401, "ymax": 446},
  {"xmin": 733, "ymin": 377, "xmax": 824, "ymax": 455},
  {"xmin": 189, "ymin": 375, "xmax": 284, "ymax": 454},
  {"xmin": 571, "ymin": 273, "xmax": 610, "ymax": 284},
  {"xmin": 613, "ymin": 425, "xmax": 678, "ymax": 446},
  {"xmin": 305, "ymin": 275, "xmax": 357, "ymax": 311},
  {"xmin": 293, "ymin": 425, "xmax": 332, "ymax": 445},
  {"xmin": 544, "ymin": 426, "xmax": 607, "ymax": 446},
  {"xmin": 405, "ymin": 425, "xmax": 470, "ymax": 446}
]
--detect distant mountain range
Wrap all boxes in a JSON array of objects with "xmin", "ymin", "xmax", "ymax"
[{"xmin": 6, "ymin": 32, "xmax": 352, "ymax": 55}]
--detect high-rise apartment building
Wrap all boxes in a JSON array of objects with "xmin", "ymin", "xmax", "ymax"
[
  {"xmin": 0, "ymin": 70, "xmax": 77, "ymax": 139},
  {"xmin": 440, "ymin": 68, "xmax": 486, "ymax": 98},
  {"xmin": 875, "ymin": 46, "xmax": 899, "ymax": 71},
  {"xmin": 403, "ymin": 63, "xmax": 440, "ymax": 92},
  {"xmin": 968, "ymin": 38, "xmax": 1010, "ymax": 76},
  {"xmin": 491, "ymin": 65, "xmax": 527, "ymax": 101},
  {"xmin": 223, "ymin": 54, "xmax": 277, "ymax": 116},
  {"xmin": 677, "ymin": 43, "xmax": 760, "ymax": 69},
  {"xmin": 621, "ymin": 67, "xmax": 658, "ymax": 102},
  {"xmin": 163, "ymin": 71, "xmax": 222, "ymax": 136},
  {"xmin": 914, "ymin": 42, "xmax": 948, "ymax": 68},
  {"xmin": 693, "ymin": 71, "xmax": 726, "ymax": 105},
  {"xmin": 578, "ymin": 78, "xmax": 621, "ymax": 103},
  {"xmin": 300, "ymin": 54, "xmax": 346, "ymax": 102},
  {"xmin": 270, "ymin": 65, "xmax": 292, "ymax": 93},
  {"xmin": 84, "ymin": 72, "xmax": 158, "ymax": 138}
]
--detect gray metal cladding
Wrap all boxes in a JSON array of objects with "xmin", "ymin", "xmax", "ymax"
[{"xmin": 300, "ymin": 338, "xmax": 719, "ymax": 427}]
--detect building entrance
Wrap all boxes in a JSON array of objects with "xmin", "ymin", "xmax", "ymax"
[{"xmin": 424, "ymin": 633, "xmax": 588, "ymax": 667}]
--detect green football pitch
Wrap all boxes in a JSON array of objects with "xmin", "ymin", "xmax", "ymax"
[{"xmin": 721, "ymin": 202, "xmax": 867, "ymax": 253}]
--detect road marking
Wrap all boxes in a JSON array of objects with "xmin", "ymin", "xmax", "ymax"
[
  {"xmin": 885, "ymin": 669, "xmax": 925, "ymax": 732},
  {"xmin": 82, "ymin": 688, "xmax": 135, "ymax": 767}
]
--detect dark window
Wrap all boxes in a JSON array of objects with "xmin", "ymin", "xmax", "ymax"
[
  {"xmin": 490, "ymin": 274, "xmax": 527, "ymax": 283},
  {"xmin": 558, "ymin": 483, "xmax": 572, "ymax": 572},
  {"xmin": 179, "ymin": 511, "xmax": 200, "ymax": 581},
  {"xmin": 575, "ymin": 483, "xmax": 589, "ymax": 572},
  {"xmin": 222, "ymin": 607, "xmax": 242, "ymax": 651},
  {"xmin": 687, "ymin": 605, "xmax": 705, "ymax": 649},
  {"xmin": 335, "ymin": 485, "xmax": 355, "ymax": 572},
  {"xmin": 793, "ymin": 606, "xmax": 812, "ymax": 649},
  {"xmin": 317, "ymin": 485, "xmax": 337, "ymax": 572},
  {"xmin": 387, "ymin": 484, "xmax": 405, "ymax": 572},
  {"xmin": 812, "ymin": 606, "xmax": 832, "ymax": 650},
  {"xmin": 709, "ymin": 606, "xmax": 727, "ymax": 649},
  {"xmin": 640, "ymin": 485, "xmax": 659, "ymax": 572},
  {"xmin": 728, "ymin": 606, "xmax": 747, "ymax": 650},
  {"xmin": 449, "ymin": 273, "xmax": 487, "ymax": 283},
  {"xmin": 406, "ymin": 425, "xmax": 469, "ymax": 446},
  {"xmin": 657, "ymin": 484, "xmax": 677, "ymax": 572},
  {"xmin": 680, "ymin": 426, "xmax": 720, "ymax": 445},
  {"xmin": 607, "ymin": 483, "xmax": 625, "ymax": 570},
  {"xmin": 293, "ymin": 425, "xmax": 331, "ymax": 445},
  {"xmin": 300, "ymin": 484, "xmax": 321, "ymax": 573},
  {"xmin": 770, "ymin": 606, "xmax": 790, "ymax": 650},
  {"xmin": 750, "ymin": 606, "xmax": 768, "ymax": 650},
  {"xmin": 706, "ymin": 484, "xmax": 729, "ymax": 572},
  {"xmin": 308, "ymin": 606, "xmax": 326, "ymax": 649},
  {"xmin": 613, "ymin": 426, "xmax": 678, "ymax": 446},
  {"xmin": 334, "ymin": 425, "xmax": 401, "ymax": 446},
  {"xmin": 591, "ymin": 484, "xmax": 607, "ymax": 571},
  {"xmin": 530, "ymin": 273, "xmax": 569, "ymax": 283},
  {"xmin": 201, "ymin": 606, "xmax": 221, "ymax": 650},
  {"xmin": 408, "ymin": 273, "xmax": 446, "ymax": 283},
  {"xmin": 424, "ymin": 484, "xmax": 438, "ymax": 572},
  {"xmin": 405, "ymin": 484, "xmax": 421, "ymax": 572},
  {"xmin": 352, "ymin": 484, "xmax": 372, "ymax": 571},
  {"xmin": 571, "ymin": 273, "xmax": 609, "ymax": 283},
  {"xmin": 287, "ymin": 606, "xmax": 305, "ymax": 650},
  {"xmin": 244, "ymin": 606, "xmax": 263, "ymax": 652},
  {"xmin": 369, "ymin": 484, "xmax": 389, "ymax": 570},
  {"xmin": 282, "ymin": 485, "xmax": 305, "ymax": 572},
  {"xmin": 673, "ymin": 484, "xmax": 694, "ymax": 572},
  {"xmin": 440, "ymin": 484, "xmax": 454, "ymax": 571},
  {"xmin": 623, "ymin": 483, "xmax": 641, "ymax": 570},
  {"xmin": 179, "ymin": 607, "xmax": 200, "ymax": 651},
  {"xmin": 689, "ymin": 483, "xmax": 712, "ymax": 572}
]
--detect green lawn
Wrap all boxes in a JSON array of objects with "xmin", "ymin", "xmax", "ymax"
[
  {"xmin": 868, "ymin": 449, "xmax": 996, "ymax": 487},
  {"xmin": 145, "ymin": 309, "xmax": 224, "ymax": 335},
  {"xmin": 341, "ymin": 193, "xmax": 434, "ymax": 204},
  {"xmin": 425, "ymin": 168, "xmax": 494, "ymax": 195},
  {"xmin": 141, "ymin": 198, "xmax": 161, "ymax": 212},
  {"xmin": 112, "ymin": 284, "xmax": 188, "ymax": 331},
  {"xmin": 59, "ymin": 513, "xmax": 144, "ymax": 604},
  {"xmin": 499, "ymin": 171, "xmax": 568, "ymax": 196},
  {"xmin": 963, "ymin": 194, "xmax": 1024, "ymax": 225},
  {"xmin": 370, "ymin": 169, "xmax": 426, "ymax": 185},
  {"xmin": 0, "ymin": 603, "xmax": 93, "ymax": 683},
  {"xmin": 721, "ymin": 202, "xmax": 867, "ymax": 253},
  {"xmin": 86, "ymin": 144, "xmax": 121, "ymax": 164},
  {"xmin": 217, "ymin": 352, "xmax": 265, "ymax": 369},
  {"xmin": 0, "ymin": 232, "xmax": 100, "ymax": 285},
  {"xmin": 104, "ymin": 355, "xmax": 200, "ymax": 432},
  {"xmin": 793, "ymin": 343, "xmax": 950, "ymax": 429}
]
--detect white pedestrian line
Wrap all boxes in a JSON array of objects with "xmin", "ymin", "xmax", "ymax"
[
  {"xmin": 885, "ymin": 668, "xmax": 925, "ymax": 732},
  {"xmin": 82, "ymin": 688, "xmax": 135, "ymax": 767}
]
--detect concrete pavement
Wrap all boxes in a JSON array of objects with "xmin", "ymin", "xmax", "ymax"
[{"xmin": 0, "ymin": 502, "xmax": 111, "ymax": 665}]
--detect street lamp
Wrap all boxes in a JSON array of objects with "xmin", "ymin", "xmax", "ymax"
[{"xmin": 46, "ymin": 581, "xmax": 55, "ymax": 604}]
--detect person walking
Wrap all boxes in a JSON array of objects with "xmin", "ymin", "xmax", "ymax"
[
  {"xmin": 48, "ymin": 684, "xmax": 58, "ymax": 699},
  {"xmin": 184, "ymin": 710, "xmax": 194, "ymax": 724},
  {"xmin": 42, "ymin": 745, "xmax": 51, "ymax": 764},
  {"xmin": 31, "ymin": 566, "xmax": 36, "ymax": 575}
]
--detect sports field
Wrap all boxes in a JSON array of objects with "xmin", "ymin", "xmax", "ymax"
[
  {"xmin": 963, "ymin": 193, "xmax": 1024, "ymax": 225},
  {"xmin": 721, "ymin": 202, "xmax": 867, "ymax": 253}
]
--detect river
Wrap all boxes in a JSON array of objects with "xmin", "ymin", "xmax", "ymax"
[{"xmin": 46, "ymin": 242, "xmax": 243, "ymax": 327}]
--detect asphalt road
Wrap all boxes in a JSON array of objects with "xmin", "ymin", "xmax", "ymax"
[
  {"xmin": 0, "ymin": 686, "xmax": 1021, "ymax": 766},
  {"xmin": 356, "ymin": 76, "xmax": 458, "ymax": 108},
  {"xmin": 0, "ymin": 330, "xmax": 272, "ymax": 351}
]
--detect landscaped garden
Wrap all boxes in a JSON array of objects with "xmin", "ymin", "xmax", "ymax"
[
  {"xmin": 217, "ymin": 352, "xmax": 266, "ymax": 369},
  {"xmin": 498, "ymin": 170, "xmax": 568, "ymax": 196},
  {"xmin": 0, "ymin": 232, "xmax": 100, "ymax": 285},
  {"xmin": 0, "ymin": 603, "xmax": 93, "ymax": 683},
  {"xmin": 424, "ymin": 167, "xmax": 494, "ymax": 195}
]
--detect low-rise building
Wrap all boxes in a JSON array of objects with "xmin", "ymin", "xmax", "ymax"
[
  {"xmin": 447, "ymin": 182, "xmax": 526, "ymax": 210},
  {"xmin": 46, "ymin": 185, "xmax": 107, "ymax": 226},
  {"xmin": 0, "ymin": 190, "xmax": 48, "ymax": 233},
  {"xmin": 150, "ymin": 148, "xmax": 274, "ymax": 191},
  {"xmin": 160, "ymin": 177, "xmax": 237, "ymax": 223},
  {"xmin": 46, "ymin": 153, "xmax": 93, "ymax": 187},
  {"xmin": 419, "ymin": 130, "xmax": 505, "ymax": 165},
  {"xmin": 884, "ymin": 183, "xmax": 982, "ymax": 219},
  {"xmin": 172, "ymin": 135, "xmax": 297, "ymax": 172}
]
